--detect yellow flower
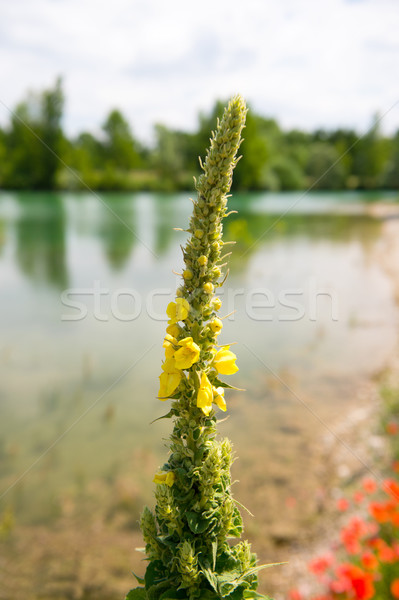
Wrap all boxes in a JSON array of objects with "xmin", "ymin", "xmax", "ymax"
[
  {"xmin": 213, "ymin": 346, "xmax": 238, "ymax": 375},
  {"xmin": 166, "ymin": 298, "xmax": 190, "ymax": 324},
  {"xmin": 197, "ymin": 372, "xmax": 213, "ymax": 416},
  {"xmin": 174, "ymin": 337, "xmax": 200, "ymax": 370},
  {"xmin": 158, "ymin": 358, "xmax": 182, "ymax": 399},
  {"xmin": 153, "ymin": 471, "xmax": 175, "ymax": 487},
  {"xmin": 203, "ymin": 282, "xmax": 214, "ymax": 294},
  {"xmin": 213, "ymin": 386, "xmax": 226, "ymax": 411},
  {"xmin": 166, "ymin": 323, "xmax": 182, "ymax": 338},
  {"xmin": 163, "ymin": 334, "xmax": 177, "ymax": 358},
  {"xmin": 209, "ymin": 318, "xmax": 223, "ymax": 335}
]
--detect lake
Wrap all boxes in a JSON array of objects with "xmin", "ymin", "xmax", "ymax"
[{"xmin": 0, "ymin": 190, "xmax": 398, "ymax": 596}]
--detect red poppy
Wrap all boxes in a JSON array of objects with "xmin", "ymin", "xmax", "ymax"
[
  {"xmin": 335, "ymin": 564, "xmax": 374, "ymax": 600},
  {"xmin": 383, "ymin": 478, "xmax": 399, "ymax": 500},
  {"xmin": 354, "ymin": 491, "xmax": 364, "ymax": 504},
  {"xmin": 337, "ymin": 497, "xmax": 350, "ymax": 511},
  {"xmin": 360, "ymin": 551, "xmax": 378, "ymax": 570},
  {"xmin": 362, "ymin": 477, "xmax": 377, "ymax": 494},
  {"xmin": 391, "ymin": 578, "xmax": 399, "ymax": 599},
  {"xmin": 386, "ymin": 422, "xmax": 399, "ymax": 435},
  {"xmin": 308, "ymin": 554, "xmax": 334, "ymax": 576}
]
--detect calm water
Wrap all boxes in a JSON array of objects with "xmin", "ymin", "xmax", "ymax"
[{"xmin": 0, "ymin": 190, "xmax": 398, "ymax": 524}]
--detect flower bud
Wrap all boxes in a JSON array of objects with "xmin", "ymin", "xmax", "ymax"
[
  {"xmin": 209, "ymin": 318, "xmax": 223, "ymax": 335},
  {"xmin": 194, "ymin": 229, "xmax": 204, "ymax": 239},
  {"xmin": 183, "ymin": 269, "xmax": 193, "ymax": 281},
  {"xmin": 198, "ymin": 255, "xmax": 208, "ymax": 267},
  {"xmin": 212, "ymin": 297, "xmax": 222, "ymax": 311},
  {"xmin": 203, "ymin": 282, "xmax": 214, "ymax": 294}
]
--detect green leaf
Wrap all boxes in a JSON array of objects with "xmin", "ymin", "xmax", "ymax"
[
  {"xmin": 150, "ymin": 411, "xmax": 174, "ymax": 424},
  {"xmin": 192, "ymin": 427, "xmax": 201, "ymax": 441},
  {"xmin": 243, "ymin": 591, "xmax": 272, "ymax": 600},
  {"xmin": 228, "ymin": 507, "xmax": 243, "ymax": 538},
  {"xmin": 198, "ymin": 590, "xmax": 219, "ymax": 600},
  {"xmin": 126, "ymin": 588, "xmax": 147, "ymax": 600},
  {"xmin": 212, "ymin": 540, "xmax": 218, "ymax": 571},
  {"xmin": 201, "ymin": 568, "xmax": 219, "ymax": 594},
  {"xmin": 148, "ymin": 581, "xmax": 172, "ymax": 600},
  {"xmin": 159, "ymin": 588, "xmax": 187, "ymax": 600},
  {"xmin": 186, "ymin": 511, "xmax": 209, "ymax": 534},
  {"xmin": 212, "ymin": 377, "xmax": 245, "ymax": 391},
  {"xmin": 145, "ymin": 560, "xmax": 165, "ymax": 589},
  {"xmin": 132, "ymin": 571, "xmax": 145, "ymax": 585},
  {"xmin": 226, "ymin": 586, "xmax": 248, "ymax": 600}
]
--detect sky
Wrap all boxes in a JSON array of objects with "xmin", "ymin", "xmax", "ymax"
[{"xmin": 0, "ymin": 0, "xmax": 398, "ymax": 143}]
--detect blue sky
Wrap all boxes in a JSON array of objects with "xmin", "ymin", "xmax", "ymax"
[{"xmin": 0, "ymin": 0, "xmax": 398, "ymax": 142}]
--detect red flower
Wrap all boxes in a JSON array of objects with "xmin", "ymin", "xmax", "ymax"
[
  {"xmin": 386, "ymin": 421, "xmax": 399, "ymax": 435},
  {"xmin": 362, "ymin": 477, "xmax": 377, "ymax": 494},
  {"xmin": 337, "ymin": 497, "xmax": 350, "ymax": 512},
  {"xmin": 354, "ymin": 491, "xmax": 364, "ymax": 504},
  {"xmin": 335, "ymin": 564, "xmax": 375, "ymax": 600},
  {"xmin": 360, "ymin": 551, "xmax": 378, "ymax": 570},
  {"xmin": 340, "ymin": 517, "xmax": 369, "ymax": 555},
  {"xmin": 288, "ymin": 589, "xmax": 302, "ymax": 600},
  {"xmin": 369, "ymin": 500, "xmax": 392, "ymax": 523},
  {"xmin": 309, "ymin": 554, "xmax": 334, "ymax": 576},
  {"xmin": 383, "ymin": 478, "xmax": 399, "ymax": 501},
  {"xmin": 391, "ymin": 578, "xmax": 399, "ymax": 599},
  {"xmin": 378, "ymin": 541, "xmax": 396, "ymax": 563}
]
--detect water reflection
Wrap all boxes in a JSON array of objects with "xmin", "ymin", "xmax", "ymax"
[
  {"xmin": 0, "ymin": 190, "xmax": 397, "ymax": 529},
  {"xmin": 225, "ymin": 211, "xmax": 383, "ymax": 272},
  {"xmin": 14, "ymin": 193, "xmax": 68, "ymax": 289},
  {"xmin": 153, "ymin": 193, "xmax": 181, "ymax": 256},
  {"xmin": 97, "ymin": 194, "xmax": 137, "ymax": 270}
]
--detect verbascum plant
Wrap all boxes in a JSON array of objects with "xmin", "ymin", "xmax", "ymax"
[{"xmin": 127, "ymin": 96, "xmax": 271, "ymax": 600}]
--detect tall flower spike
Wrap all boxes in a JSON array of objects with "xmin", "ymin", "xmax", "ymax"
[{"xmin": 127, "ymin": 97, "xmax": 270, "ymax": 600}]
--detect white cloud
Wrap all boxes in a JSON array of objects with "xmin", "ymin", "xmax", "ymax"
[{"xmin": 0, "ymin": 0, "xmax": 398, "ymax": 142}]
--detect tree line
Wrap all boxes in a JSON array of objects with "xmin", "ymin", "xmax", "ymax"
[{"xmin": 1, "ymin": 79, "xmax": 398, "ymax": 192}]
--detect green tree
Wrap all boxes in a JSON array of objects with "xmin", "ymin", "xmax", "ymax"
[
  {"xmin": 351, "ymin": 115, "xmax": 390, "ymax": 189},
  {"xmin": 383, "ymin": 130, "xmax": 399, "ymax": 189},
  {"xmin": 305, "ymin": 142, "xmax": 347, "ymax": 189},
  {"xmin": 102, "ymin": 109, "xmax": 142, "ymax": 170},
  {"xmin": 3, "ymin": 78, "xmax": 64, "ymax": 189},
  {"xmin": 234, "ymin": 110, "xmax": 280, "ymax": 190},
  {"xmin": 151, "ymin": 124, "xmax": 196, "ymax": 189}
]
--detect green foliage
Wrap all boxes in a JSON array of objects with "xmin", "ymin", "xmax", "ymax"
[
  {"xmin": 2, "ymin": 78, "xmax": 64, "ymax": 190},
  {"xmin": 1, "ymin": 82, "xmax": 398, "ymax": 192}
]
